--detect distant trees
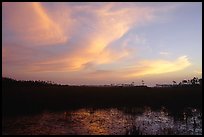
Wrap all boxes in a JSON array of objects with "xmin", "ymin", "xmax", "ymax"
[
  {"xmin": 199, "ymin": 78, "xmax": 202, "ymax": 85},
  {"xmin": 141, "ymin": 80, "xmax": 145, "ymax": 86},
  {"xmin": 2, "ymin": 77, "xmax": 202, "ymax": 88},
  {"xmin": 157, "ymin": 77, "xmax": 202, "ymax": 88},
  {"xmin": 175, "ymin": 77, "xmax": 202, "ymax": 87},
  {"xmin": 131, "ymin": 82, "xmax": 135, "ymax": 86},
  {"xmin": 190, "ymin": 77, "xmax": 199, "ymax": 85},
  {"xmin": 182, "ymin": 80, "xmax": 188, "ymax": 85},
  {"xmin": 2, "ymin": 77, "xmax": 60, "ymax": 88}
]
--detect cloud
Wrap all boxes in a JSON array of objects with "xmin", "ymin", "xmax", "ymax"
[
  {"xmin": 2, "ymin": 2, "xmax": 67, "ymax": 46},
  {"xmin": 3, "ymin": 2, "xmax": 190, "ymax": 81},
  {"xmin": 159, "ymin": 51, "xmax": 169, "ymax": 55},
  {"xmin": 15, "ymin": 3, "xmax": 158, "ymax": 73},
  {"xmin": 125, "ymin": 56, "xmax": 191, "ymax": 77},
  {"xmin": 87, "ymin": 56, "xmax": 191, "ymax": 79}
]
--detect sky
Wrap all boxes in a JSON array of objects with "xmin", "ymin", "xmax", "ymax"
[{"xmin": 2, "ymin": 2, "xmax": 202, "ymax": 86}]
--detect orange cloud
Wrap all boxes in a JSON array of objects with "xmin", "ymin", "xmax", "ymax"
[
  {"xmin": 23, "ymin": 3, "xmax": 157, "ymax": 73},
  {"xmin": 125, "ymin": 56, "xmax": 191, "ymax": 77},
  {"xmin": 3, "ymin": 2, "xmax": 67, "ymax": 46},
  {"xmin": 4, "ymin": 2, "xmax": 186, "ymax": 79}
]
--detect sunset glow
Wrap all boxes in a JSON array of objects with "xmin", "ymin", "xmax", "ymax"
[{"xmin": 2, "ymin": 2, "xmax": 202, "ymax": 86}]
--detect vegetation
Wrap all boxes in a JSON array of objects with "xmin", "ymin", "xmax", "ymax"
[{"xmin": 2, "ymin": 77, "xmax": 202, "ymax": 116}]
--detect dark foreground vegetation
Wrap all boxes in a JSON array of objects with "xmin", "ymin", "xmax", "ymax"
[{"xmin": 2, "ymin": 77, "xmax": 202, "ymax": 116}]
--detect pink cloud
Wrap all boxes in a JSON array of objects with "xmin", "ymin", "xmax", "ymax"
[
  {"xmin": 3, "ymin": 2, "xmax": 191, "ymax": 83},
  {"xmin": 3, "ymin": 2, "xmax": 67, "ymax": 46},
  {"xmin": 20, "ymin": 3, "xmax": 158, "ymax": 73}
]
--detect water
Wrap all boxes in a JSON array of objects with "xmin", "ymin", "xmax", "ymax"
[{"xmin": 2, "ymin": 107, "xmax": 202, "ymax": 135}]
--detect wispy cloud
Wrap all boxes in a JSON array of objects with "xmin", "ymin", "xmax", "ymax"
[
  {"xmin": 3, "ymin": 2, "xmax": 196, "ymax": 84},
  {"xmin": 2, "ymin": 2, "xmax": 67, "ymax": 46},
  {"xmin": 6, "ymin": 3, "xmax": 158, "ymax": 73},
  {"xmin": 159, "ymin": 51, "xmax": 169, "ymax": 55},
  {"xmin": 125, "ymin": 56, "xmax": 191, "ymax": 77},
  {"xmin": 76, "ymin": 55, "xmax": 191, "ymax": 80}
]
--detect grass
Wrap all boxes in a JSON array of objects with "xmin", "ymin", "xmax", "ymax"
[{"xmin": 2, "ymin": 78, "xmax": 202, "ymax": 116}]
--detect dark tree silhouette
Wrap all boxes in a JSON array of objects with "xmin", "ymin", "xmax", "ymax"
[
  {"xmin": 172, "ymin": 81, "xmax": 177, "ymax": 85},
  {"xmin": 131, "ymin": 82, "xmax": 134, "ymax": 86},
  {"xmin": 141, "ymin": 80, "xmax": 145, "ymax": 86},
  {"xmin": 182, "ymin": 80, "xmax": 188, "ymax": 85},
  {"xmin": 198, "ymin": 78, "xmax": 202, "ymax": 85},
  {"xmin": 190, "ymin": 77, "xmax": 199, "ymax": 85}
]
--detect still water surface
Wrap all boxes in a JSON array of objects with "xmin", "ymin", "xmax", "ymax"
[{"xmin": 3, "ymin": 107, "xmax": 202, "ymax": 135}]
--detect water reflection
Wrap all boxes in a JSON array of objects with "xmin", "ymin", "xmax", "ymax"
[{"xmin": 2, "ymin": 107, "xmax": 202, "ymax": 135}]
